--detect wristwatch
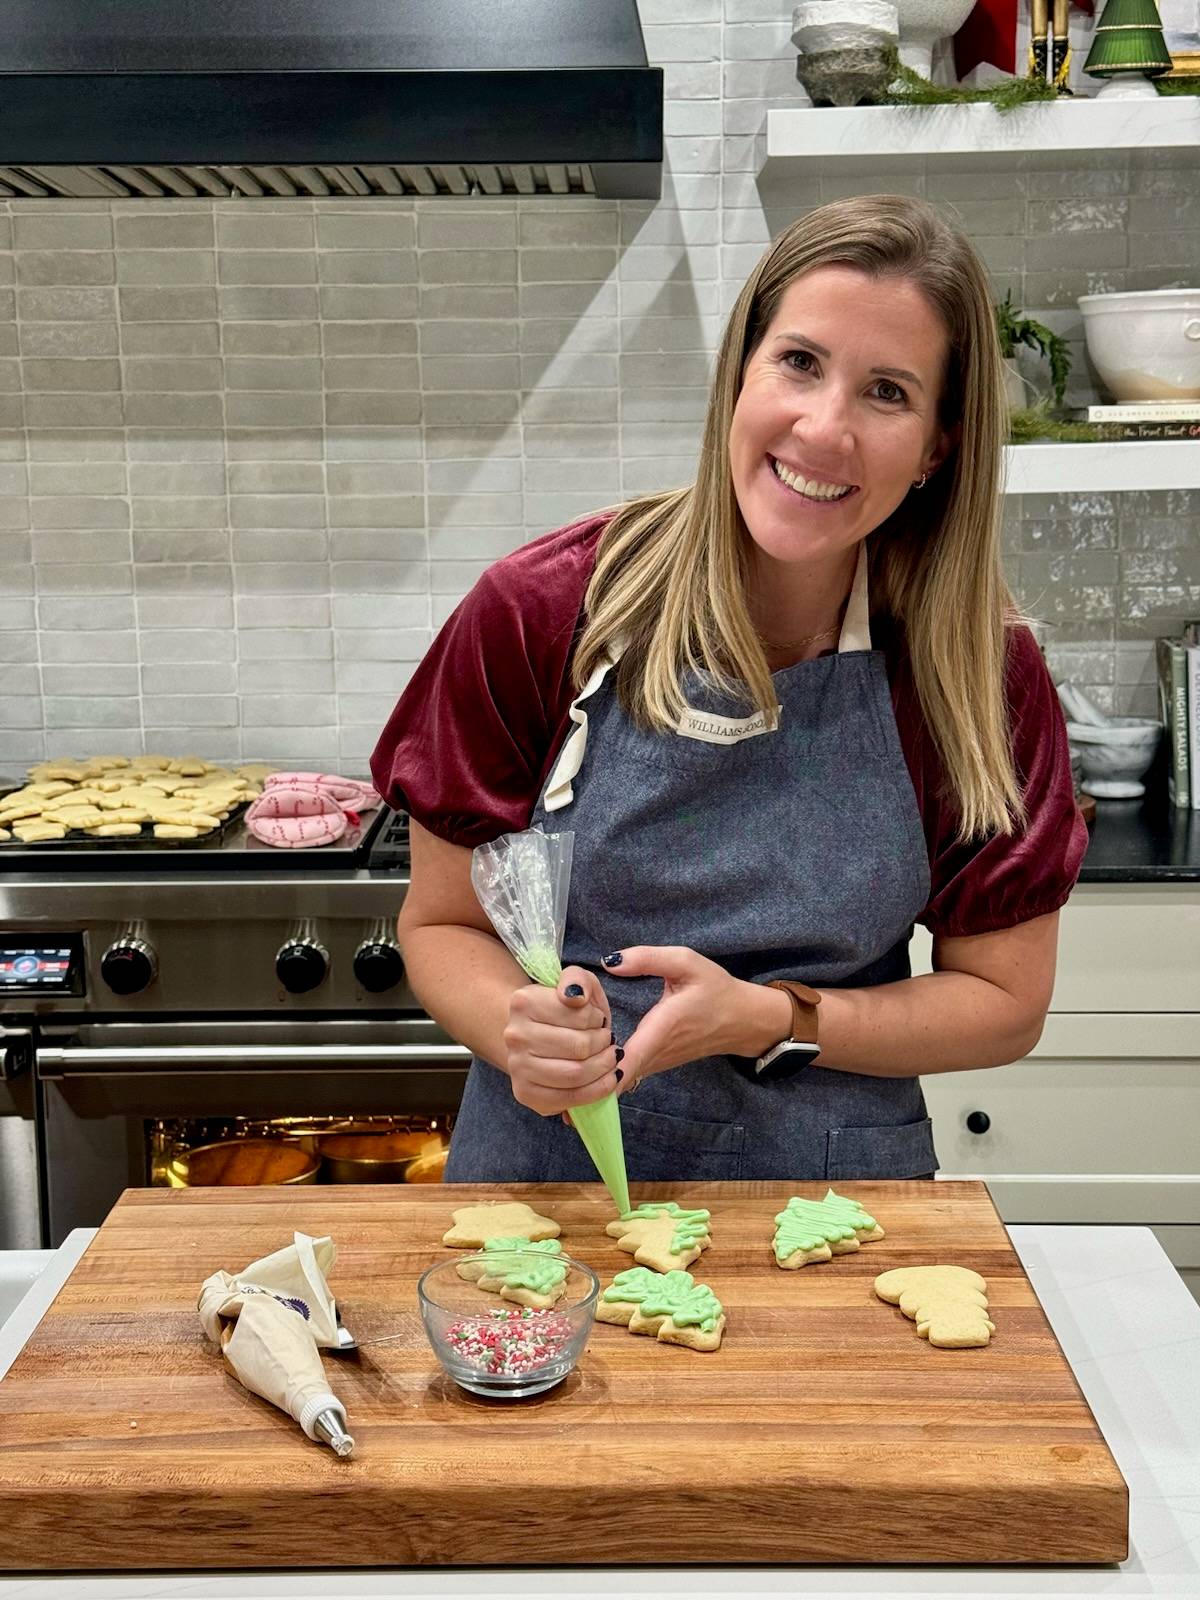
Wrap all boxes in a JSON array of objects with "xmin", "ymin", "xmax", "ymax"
[{"xmin": 751, "ymin": 979, "xmax": 822, "ymax": 1079}]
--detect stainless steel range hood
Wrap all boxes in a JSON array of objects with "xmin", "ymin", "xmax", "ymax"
[{"xmin": 0, "ymin": 0, "xmax": 662, "ymax": 201}]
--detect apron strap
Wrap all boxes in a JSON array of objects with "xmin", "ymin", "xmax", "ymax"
[
  {"xmin": 838, "ymin": 542, "xmax": 872, "ymax": 653},
  {"xmin": 543, "ymin": 651, "xmax": 620, "ymax": 813}
]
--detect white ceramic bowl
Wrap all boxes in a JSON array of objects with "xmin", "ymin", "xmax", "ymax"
[
  {"xmin": 1066, "ymin": 717, "xmax": 1162, "ymax": 799},
  {"xmin": 1077, "ymin": 289, "xmax": 1200, "ymax": 402}
]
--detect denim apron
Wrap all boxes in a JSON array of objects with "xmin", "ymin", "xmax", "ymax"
[{"xmin": 445, "ymin": 545, "xmax": 938, "ymax": 1183}]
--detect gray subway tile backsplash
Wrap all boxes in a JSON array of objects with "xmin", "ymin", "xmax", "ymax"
[{"xmin": 1, "ymin": 55, "xmax": 1198, "ymax": 772}]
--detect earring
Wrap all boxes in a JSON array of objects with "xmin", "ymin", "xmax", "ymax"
[{"xmin": 913, "ymin": 472, "xmax": 928, "ymax": 489}]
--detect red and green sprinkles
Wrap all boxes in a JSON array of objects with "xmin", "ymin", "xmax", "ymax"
[{"xmin": 445, "ymin": 1305, "xmax": 574, "ymax": 1376}]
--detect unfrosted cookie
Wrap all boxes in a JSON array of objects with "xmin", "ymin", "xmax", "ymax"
[
  {"xmin": 153, "ymin": 823, "xmax": 200, "ymax": 839},
  {"xmin": 606, "ymin": 1201, "xmax": 711, "ymax": 1273},
  {"xmin": 457, "ymin": 1236, "xmax": 568, "ymax": 1309},
  {"xmin": 36, "ymin": 763, "xmax": 87, "ymax": 782},
  {"xmin": 91, "ymin": 822, "xmax": 143, "ymax": 837},
  {"xmin": 874, "ymin": 1265, "xmax": 994, "ymax": 1348},
  {"xmin": 597, "ymin": 1266, "xmax": 725, "ymax": 1352},
  {"xmin": 773, "ymin": 1189, "xmax": 885, "ymax": 1268},
  {"xmin": 13, "ymin": 820, "xmax": 67, "ymax": 842},
  {"xmin": 442, "ymin": 1201, "xmax": 561, "ymax": 1249},
  {"xmin": 0, "ymin": 800, "xmax": 44, "ymax": 822}
]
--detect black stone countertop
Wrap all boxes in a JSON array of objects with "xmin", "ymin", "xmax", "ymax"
[{"xmin": 1078, "ymin": 788, "xmax": 1200, "ymax": 883}]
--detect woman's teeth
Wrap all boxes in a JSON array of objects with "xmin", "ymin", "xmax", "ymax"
[{"xmin": 771, "ymin": 457, "xmax": 854, "ymax": 501}]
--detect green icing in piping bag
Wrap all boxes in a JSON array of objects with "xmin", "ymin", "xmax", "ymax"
[
  {"xmin": 569, "ymin": 1095, "xmax": 630, "ymax": 1216},
  {"xmin": 514, "ymin": 940, "xmax": 629, "ymax": 1214},
  {"xmin": 517, "ymin": 943, "xmax": 565, "ymax": 988}
]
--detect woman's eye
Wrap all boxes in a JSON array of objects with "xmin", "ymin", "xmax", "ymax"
[
  {"xmin": 784, "ymin": 350, "xmax": 815, "ymax": 374},
  {"xmin": 874, "ymin": 380, "xmax": 907, "ymax": 405}
]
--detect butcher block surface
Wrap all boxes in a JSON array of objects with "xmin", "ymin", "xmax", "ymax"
[{"xmin": 0, "ymin": 1181, "xmax": 1127, "ymax": 1571}]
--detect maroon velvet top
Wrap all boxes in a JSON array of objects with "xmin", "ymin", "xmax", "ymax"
[{"xmin": 370, "ymin": 514, "xmax": 1087, "ymax": 939}]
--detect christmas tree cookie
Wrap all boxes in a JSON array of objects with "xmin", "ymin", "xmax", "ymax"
[
  {"xmin": 457, "ymin": 1236, "xmax": 568, "ymax": 1310},
  {"xmin": 597, "ymin": 1266, "xmax": 725, "ymax": 1352},
  {"xmin": 772, "ymin": 1189, "xmax": 885, "ymax": 1268},
  {"xmin": 874, "ymin": 1265, "xmax": 995, "ymax": 1348},
  {"xmin": 606, "ymin": 1201, "xmax": 711, "ymax": 1272},
  {"xmin": 442, "ymin": 1201, "xmax": 560, "ymax": 1248}
]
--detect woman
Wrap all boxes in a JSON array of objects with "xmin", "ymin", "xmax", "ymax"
[{"xmin": 371, "ymin": 194, "xmax": 1086, "ymax": 1183}]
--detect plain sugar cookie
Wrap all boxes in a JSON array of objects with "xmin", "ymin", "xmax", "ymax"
[
  {"xmin": 442, "ymin": 1201, "xmax": 561, "ymax": 1248},
  {"xmin": 873, "ymin": 1265, "xmax": 995, "ymax": 1348}
]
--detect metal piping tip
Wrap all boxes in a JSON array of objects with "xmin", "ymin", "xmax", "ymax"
[{"xmin": 312, "ymin": 1407, "xmax": 355, "ymax": 1458}]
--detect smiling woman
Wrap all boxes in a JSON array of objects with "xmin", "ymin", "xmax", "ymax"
[{"xmin": 371, "ymin": 194, "xmax": 1087, "ymax": 1187}]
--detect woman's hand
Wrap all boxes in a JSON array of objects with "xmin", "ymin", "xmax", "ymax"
[
  {"xmin": 504, "ymin": 966, "xmax": 623, "ymax": 1117},
  {"xmin": 603, "ymin": 945, "xmax": 790, "ymax": 1085}
]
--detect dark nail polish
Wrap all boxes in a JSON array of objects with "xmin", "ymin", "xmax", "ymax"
[
  {"xmin": 602, "ymin": 951, "xmax": 623, "ymax": 967},
  {"xmin": 564, "ymin": 983, "xmax": 584, "ymax": 998},
  {"xmin": 615, "ymin": 1046, "xmax": 625, "ymax": 1063},
  {"xmin": 614, "ymin": 1067, "xmax": 625, "ymax": 1083}
]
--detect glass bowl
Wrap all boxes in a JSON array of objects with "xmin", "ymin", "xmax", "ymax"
[{"xmin": 417, "ymin": 1251, "xmax": 598, "ymax": 1399}]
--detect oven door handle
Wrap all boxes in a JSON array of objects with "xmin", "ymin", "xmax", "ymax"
[{"xmin": 36, "ymin": 1043, "xmax": 472, "ymax": 1077}]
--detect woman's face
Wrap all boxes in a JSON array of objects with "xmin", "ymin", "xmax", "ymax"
[{"xmin": 728, "ymin": 265, "xmax": 954, "ymax": 569}]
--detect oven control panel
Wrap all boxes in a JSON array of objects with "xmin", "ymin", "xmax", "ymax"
[{"xmin": 0, "ymin": 935, "xmax": 85, "ymax": 997}]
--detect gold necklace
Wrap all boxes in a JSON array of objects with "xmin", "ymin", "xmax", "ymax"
[{"xmin": 758, "ymin": 621, "xmax": 840, "ymax": 651}]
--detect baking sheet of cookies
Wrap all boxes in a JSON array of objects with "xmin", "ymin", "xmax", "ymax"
[{"xmin": 0, "ymin": 756, "xmax": 269, "ymax": 850}]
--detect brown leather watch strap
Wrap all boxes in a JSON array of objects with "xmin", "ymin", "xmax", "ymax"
[{"xmin": 766, "ymin": 978, "xmax": 821, "ymax": 1046}]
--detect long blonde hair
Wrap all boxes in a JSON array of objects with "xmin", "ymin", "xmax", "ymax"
[{"xmin": 574, "ymin": 193, "xmax": 1022, "ymax": 842}]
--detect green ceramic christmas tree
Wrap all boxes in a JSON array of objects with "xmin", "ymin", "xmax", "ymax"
[{"xmin": 1084, "ymin": 0, "xmax": 1172, "ymax": 97}]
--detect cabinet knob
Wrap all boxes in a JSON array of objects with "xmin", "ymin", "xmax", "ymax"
[{"xmin": 965, "ymin": 1110, "xmax": 991, "ymax": 1135}]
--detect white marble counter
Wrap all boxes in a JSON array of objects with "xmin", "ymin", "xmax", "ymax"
[{"xmin": 0, "ymin": 1225, "xmax": 1197, "ymax": 1599}]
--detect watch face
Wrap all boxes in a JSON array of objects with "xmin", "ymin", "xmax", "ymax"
[{"xmin": 756, "ymin": 1043, "xmax": 820, "ymax": 1080}]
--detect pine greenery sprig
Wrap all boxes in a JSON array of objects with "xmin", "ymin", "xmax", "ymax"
[{"xmin": 880, "ymin": 48, "xmax": 1059, "ymax": 110}]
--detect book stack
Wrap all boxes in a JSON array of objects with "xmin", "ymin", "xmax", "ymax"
[
  {"xmin": 1072, "ymin": 402, "xmax": 1200, "ymax": 441},
  {"xmin": 1156, "ymin": 622, "xmax": 1200, "ymax": 808}
]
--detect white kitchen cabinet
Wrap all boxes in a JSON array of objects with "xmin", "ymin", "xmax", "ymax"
[{"xmin": 913, "ymin": 883, "xmax": 1200, "ymax": 1303}]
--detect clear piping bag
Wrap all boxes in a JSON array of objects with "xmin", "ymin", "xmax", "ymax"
[
  {"xmin": 472, "ymin": 827, "xmax": 630, "ymax": 1214},
  {"xmin": 198, "ymin": 1230, "xmax": 354, "ymax": 1457}
]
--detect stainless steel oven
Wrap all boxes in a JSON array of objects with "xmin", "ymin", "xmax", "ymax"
[{"xmin": 0, "ymin": 810, "xmax": 471, "ymax": 1245}]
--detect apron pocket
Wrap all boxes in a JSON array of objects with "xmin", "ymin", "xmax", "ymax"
[
  {"xmin": 825, "ymin": 1116, "xmax": 938, "ymax": 1181},
  {"xmin": 619, "ymin": 1101, "xmax": 745, "ymax": 1183}
]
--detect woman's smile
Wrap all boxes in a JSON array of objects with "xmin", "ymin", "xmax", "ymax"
[{"xmin": 767, "ymin": 454, "xmax": 859, "ymax": 506}]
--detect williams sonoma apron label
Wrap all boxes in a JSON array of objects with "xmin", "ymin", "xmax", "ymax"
[{"xmin": 674, "ymin": 705, "xmax": 782, "ymax": 745}]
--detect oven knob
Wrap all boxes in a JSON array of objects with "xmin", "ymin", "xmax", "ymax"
[
  {"xmin": 276, "ymin": 938, "xmax": 329, "ymax": 995},
  {"xmin": 353, "ymin": 938, "xmax": 404, "ymax": 994},
  {"xmin": 100, "ymin": 938, "xmax": 158, "ymax": 995}
]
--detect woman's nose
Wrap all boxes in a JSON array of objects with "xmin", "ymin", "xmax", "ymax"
[{"xmin": 793, "ymin": 388, "xmax": 854, "ymax": 456}]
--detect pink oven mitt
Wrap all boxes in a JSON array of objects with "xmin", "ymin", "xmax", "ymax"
[{"xmin": 244, "ymin": 773, "xmax": 382, "ymax": 849}]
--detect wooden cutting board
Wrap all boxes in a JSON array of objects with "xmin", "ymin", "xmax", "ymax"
[{"xmin": 0, "ymin": 1181, "xmax": 1127, "ymax": 1570}]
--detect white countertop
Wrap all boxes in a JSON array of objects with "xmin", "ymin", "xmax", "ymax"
[{"xmin": 1, "ymin": 1225, "xmax": 1198, "ymax": 1599}]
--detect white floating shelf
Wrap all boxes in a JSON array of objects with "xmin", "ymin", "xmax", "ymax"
[
  {"xmin": 758, "ymin": 97, "xmax": 1200, "ymax": 178},
  {"xmin": 1003, "ymin": 440, "xmax": 1200, "ymax": 495}
]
